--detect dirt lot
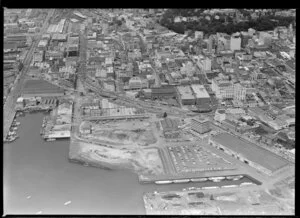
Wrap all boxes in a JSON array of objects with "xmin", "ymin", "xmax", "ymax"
[
  {"xmin": 81, "ymin": 120, "xmax": 157, "ymax": 146},
  {"xmin": 69, "ymin": 140, "xmax": 164, "ymax": 175},
  {"xmin": 143, "ymin": 187, "xmax": 294, "ymax": 215}
]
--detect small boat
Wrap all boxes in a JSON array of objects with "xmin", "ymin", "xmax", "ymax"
[
  {"xmin": 12, "ymin": 123, "xmax": 20, "ymax": 127},
  {"xmin": 155, "ymin": 180, "xmax": 172, "ymax": 185},
  {"xmin": 64, "ymin": 201, "xmax": 72, "ymax": 206},
  {"xmin": 35, "ymin": 211, "xmax": 42, "ymax": 214},
  {"xmin": 7, "ymin": 135, "xmax": 18, "ymax": 141},
  {"xmin": 191, "ymin": 178, "xmax": 208, "ymax": 182},
  {"xmin": 173, "ymin": 179, "xmax": 190, "ymax": 183},
  {"xmin": 46, "ymin": 138, "xmax": 56, "ymax": 142},
  {"xmin": 26, "ymin": 195, "xmax": 31, "ymax": 199},
  {"xmin": 8, "ymin": 132, "xmax": 16, "ymax": 136}
]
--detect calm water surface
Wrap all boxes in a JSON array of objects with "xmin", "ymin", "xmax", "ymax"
[{"xmin": 4, "ymin": 112, "xmax": 251, "ymax": 215}]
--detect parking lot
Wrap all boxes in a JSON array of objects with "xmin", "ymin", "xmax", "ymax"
[{"xmin": 167, "ymin": 144, "xmax": 234, "ymax": 174}]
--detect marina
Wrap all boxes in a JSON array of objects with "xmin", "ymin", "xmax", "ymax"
[{"xmin": 4, "ymin": 117, "xmax": 20, "ymax": 143}]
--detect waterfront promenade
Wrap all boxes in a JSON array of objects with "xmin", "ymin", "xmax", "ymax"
[{"xmin": 3, "ymin": 9, "xmax": 55, "ymax": 140}]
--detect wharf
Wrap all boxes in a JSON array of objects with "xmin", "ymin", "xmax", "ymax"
[
  {"xmin": 138, "ymin": 173, "xmax": 262, "ymax": 186},
  {"xmin": 3, "ymin": 111, "xmax": 17, "ymax": 141}
]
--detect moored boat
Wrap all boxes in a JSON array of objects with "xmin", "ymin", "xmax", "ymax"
[
  {"xmin": 240, "ymin": 182, "xmax": 253, "ymax": 186},
  {"xmin": 209, "ymin": 176, "xmax": 226, "ymax": 182},
  {"xmin": 173, "ymin": 179, "xmax": 190, "ymax": 183},
  {"xmin": 202, "ymin": 186, "xmax": 219, "ymax": 189},
  {"xmin": 46, "ymin": 138, "xmax": 56, "ymax": 142},
  {"xmin": 6, "ymin": 135, "xmax": 19, "ymax": 142},
  {"xmin": 155, "ymin": 180, "xmax": 172, "ymax": 185},
  {"xmin": 226, "ymin": 175, "xmax": 244, "ymax": 181},
  {"xmin": 221, "ymin": 185, "xmax": 238, "ymax": 188},
  {"xmin": 191, "ymin": 177, "xmax": 208, "ymax": 182}
]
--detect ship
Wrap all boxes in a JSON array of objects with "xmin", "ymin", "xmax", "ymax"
[
  {"xmin": 173, "ymin": 179, "xmax": 190, "ymax": 183},
  {"xmin": 226, "ymin": 175, "xmax": 244, "ymax": 181},
  {"xmin": 155, "ymin": 180, "xmax": 172, "ymax": 185},
  {"xmin": 46, "ymin": 138, "xmax": 56, "ymax": 142},
  {"xmin": 191, "ymin": 177, "xmax": 208, "ymax": 182},
  {"xmin": 208, "ymin": 176, "xmax": 226, "ymax": 182}
]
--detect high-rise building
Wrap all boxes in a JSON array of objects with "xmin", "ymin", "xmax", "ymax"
[
  {"xmin": 259, "ymin": 32, "xmax": 272, "ymax": 46},
  {"xmin": 208, "ymin": 35, "xmax": 213, "ymax": 53},
  {"xmin": 230, "ymin": 33, "xmax": 241, "ymax": 51}
]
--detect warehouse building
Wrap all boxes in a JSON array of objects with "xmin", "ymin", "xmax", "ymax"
[
  {"xmin": 150, "ymin": 86, "xmax": 177, "ymax": 100},
  {"xmin": 22, "ymin": 79, "xmax": 65, "ymax": 97},
  {"xmin": 176, "ymin": 85, "xmax": 195, "ymax": 105},
  {"xmin": 209, "ymin": 133, "xmax": 289, "ymax": 175},
  {"xmin": 190, "ymin": 84, "xmax": 211, "ymax": 105}
]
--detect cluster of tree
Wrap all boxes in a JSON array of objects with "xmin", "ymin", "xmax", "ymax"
[{"xmin": 159, "ymin": 9, "xmax": 295, "ymax": 36}]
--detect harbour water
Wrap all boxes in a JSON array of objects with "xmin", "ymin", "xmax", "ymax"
[{"xmin": 4, "ymin": 112, "xmax": 254, "ymax": 215}]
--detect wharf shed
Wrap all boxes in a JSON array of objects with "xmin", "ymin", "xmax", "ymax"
[{"xmin": 209, "ymin": 132, "xmax": 289, "ymax": 175}]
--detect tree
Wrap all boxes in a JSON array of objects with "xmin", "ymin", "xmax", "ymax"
[{"xmin": 172, "ymin": 22, "xmax": 185, "ymax": 34}]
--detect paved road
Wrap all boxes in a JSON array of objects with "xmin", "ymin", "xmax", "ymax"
[{"xmin": 3, "ymin": 9, "xmax": 55, "ymax": 140}]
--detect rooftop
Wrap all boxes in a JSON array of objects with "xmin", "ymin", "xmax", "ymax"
[
  {"xmin": 176, "ymin": 86, "xmax": 194, "ymax": 100},
  {"xmin": 22, "ymin": 79, "xmax": 65, "ymax": 95},
  {"xmin": 211, "ymin": 133, "xmax": 289, "ymax": 172},
  {"xmin": 190, "ymin": 84, "xmax": 210, "ymax": 98}
]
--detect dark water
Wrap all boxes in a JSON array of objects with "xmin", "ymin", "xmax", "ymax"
[{"xmin": 4, "ymin": 112, "xmax": 253, "ymax": 215}]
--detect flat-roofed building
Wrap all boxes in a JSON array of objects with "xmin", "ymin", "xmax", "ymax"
[
  {"xmin": 151, "ymin": 86, "xmax": 177, "ymax": 100},
  {"xmin": 191, "ymin": 117, "xmax": 211, "ymax": 134},
  {"xmin": 209, "ymin": 132, "xmax": 289, "ymax": 175},
  {"xmin": 22, "ymin": 79, "xmax": 65, "ymax": 97},
  {"xmin": 211, "ymin": 78, "xmax": 234, "ymax": 99},
  {"xmin": 37, "ymin": 39, "xmax": 48, "ymax": 50},
  {"xmin": 190, "ymin": 84, "xmax": 210, "ymax": 105},
  {"xmin": 160, "ymin": 118, "xmax": 180, "ymax": 138},
  {"xmin": 176, "ymin": 85, "xmax": 195, "ymax": 105}
]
